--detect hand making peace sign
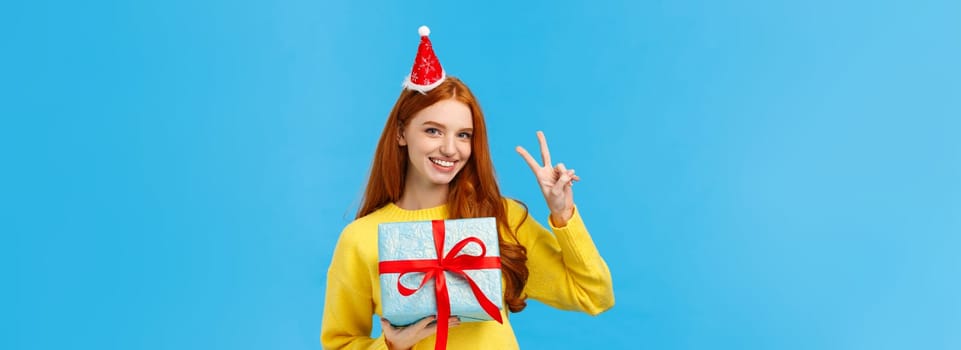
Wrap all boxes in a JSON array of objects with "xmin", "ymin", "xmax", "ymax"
[{"xmin": 516, "ymin": 131, "xmax": 581, "ymax": 227}]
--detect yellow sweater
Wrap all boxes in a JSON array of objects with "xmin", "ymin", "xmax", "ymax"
[{"xmin": 321, "ymin": 199, "xmax": 614, "ymax": 349}]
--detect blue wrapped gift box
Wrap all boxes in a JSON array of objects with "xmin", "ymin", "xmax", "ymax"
[{"xmin": 378, "ymin": 217, "xmax": 503, "ymax": 327}]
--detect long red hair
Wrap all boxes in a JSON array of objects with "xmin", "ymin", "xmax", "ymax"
[{"xmin": 357, "ymin": 76, "xmax": 530, "ymax": 313}]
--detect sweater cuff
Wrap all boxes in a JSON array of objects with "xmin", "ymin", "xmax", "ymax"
[
  {"xmin": 548, "ymin": 205, "xmax": 582, "ymax": 231},
  {"xmin": 547, "ymin": 206, "xmax": 595, "ymax": 263}
]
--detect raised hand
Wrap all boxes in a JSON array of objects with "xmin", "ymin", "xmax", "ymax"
[{"xmin": 516, "ymin": 131, "xmax": 580, "ymax": 227}]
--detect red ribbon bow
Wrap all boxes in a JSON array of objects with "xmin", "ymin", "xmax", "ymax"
[{"xmin": 379, "ymin": 220, "xmax": 504, "ymax": 350}]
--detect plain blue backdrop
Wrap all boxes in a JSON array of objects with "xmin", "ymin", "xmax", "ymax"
[{"xmin": 5, "ymin": 0, "xmax": 960, "ymax": 349}]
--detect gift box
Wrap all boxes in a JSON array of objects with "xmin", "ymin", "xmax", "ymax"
[{"xmin": 378, "ymin": 217, "xmax": 504, "ymax": 328}]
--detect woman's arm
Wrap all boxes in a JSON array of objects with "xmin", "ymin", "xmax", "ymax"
[
  {"xmin": 320, "ymin": 227, "xmax": 389, "ymax": 350},
  {"xmin": 509, "ymin": 201, "xmax": 615, "ymax": 315},
  {"xmin": 321, "ymin": 223, "xmax": 450, "ymax": 350},
  {"xmin": 513, "ymin": 131, "xmax": 615, "ymax": 314}
]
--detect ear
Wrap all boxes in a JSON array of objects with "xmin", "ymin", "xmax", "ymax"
[{"xmin": 397, "ymin": 128, "xmax": 407, "ymax": 146}]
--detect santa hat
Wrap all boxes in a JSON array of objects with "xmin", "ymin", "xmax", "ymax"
[{"xmin": 402, "ymin": 25, "xmax": 446, "ymax": 93}]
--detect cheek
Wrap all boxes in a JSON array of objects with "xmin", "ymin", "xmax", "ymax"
[
  {"xmin": 460, "ymin": 142, "xmax": 472, "ymax": 158},
  {"xmin": 407, "ymin": 138, "xmax": 428, "ymax": 155},
  {"xmin": 405, "ymin": 143, "xmax": 425, "ymax": 163}
]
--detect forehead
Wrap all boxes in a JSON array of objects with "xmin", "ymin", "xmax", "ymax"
[{"xmin": 409, "ymin": 99, "xmax": 473, "ymax": 128}]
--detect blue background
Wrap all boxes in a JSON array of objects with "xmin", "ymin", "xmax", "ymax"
[{"xmin": 5, "ymin": 0, "xmax": 960, "ymax": 349}]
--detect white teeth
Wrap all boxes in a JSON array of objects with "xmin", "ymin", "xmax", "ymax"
[{"xmin": 431, "ymin": 158, "xmax": 454, "ymax": 167}]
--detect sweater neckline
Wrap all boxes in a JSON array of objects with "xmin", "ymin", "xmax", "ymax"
[{"xmin": 380, "ymin": 202, "xmax": 449, "ymax": 220}]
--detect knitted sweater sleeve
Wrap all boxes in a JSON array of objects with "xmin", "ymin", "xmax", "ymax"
[
  {"xmin": 320, "ymin": 222, "xmax": 389, "ymax": 350},
  {"xmin": 508, "ymin": 200, "xmax": 615, "ymax": 315}
]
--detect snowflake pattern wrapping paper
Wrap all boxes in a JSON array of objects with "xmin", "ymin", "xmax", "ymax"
[{"xmin": 378, "ymin": 217, "xmax": 503, "ymax": 327}]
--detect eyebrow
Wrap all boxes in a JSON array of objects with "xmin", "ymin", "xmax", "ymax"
[{"xmin": 421, "ymin": 121, "xmax": 473, "ymax": 132}]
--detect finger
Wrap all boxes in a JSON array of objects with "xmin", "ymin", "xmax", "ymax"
[
  {"xmin": 410, "ymin": 316, "xmax": 437, "ymax": 330},
  {"xmin": 415, "ymin": 316, "xmax": 443, "ymax": 339},
  {"xmin": 552, "ymin": 166, "xmax": 572, "ymax": 194},
  {"xmin": 551, "ymin": 163, "xmax": 565, "ymax": 181},
  {"xmin": 380, "ymin": 318, "xmax": 394, "ymax": 331},
  {"xmin": 556, "ymin": 163, "xmax": 568, "ymax": 178},
  {"xmin": 537, "ymin": 131, "xmax": 552, "ymax": 167},
  {"xmin": 554, "ymin": 163, "xmax": 574, "ymax": 182},
  {"xmin": 515, "ymin": 146, "xmax": 541, "ymax": 173}
]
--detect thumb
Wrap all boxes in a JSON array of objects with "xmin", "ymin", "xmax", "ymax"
[{"xmin": 552, "ymin": 164, "xmax": 572, "ymax": 194}]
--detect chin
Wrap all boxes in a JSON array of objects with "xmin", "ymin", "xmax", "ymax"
[
  {"xmin": 430, "ymin": 175, "xmax": 456, "ymax": 185},
  {"xmin": 431, "ymin": 170, "xmax": 463, "ymax": 185}
]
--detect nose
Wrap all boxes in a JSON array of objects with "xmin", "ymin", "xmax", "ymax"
[{"xmin": 439, "ymin": 134, "xmax": 456, "ymax": 157}]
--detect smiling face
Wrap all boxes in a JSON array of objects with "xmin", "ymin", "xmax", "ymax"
[{"xmin": 398, "ymin": 98, "xmax": 474, "ymax": 190}]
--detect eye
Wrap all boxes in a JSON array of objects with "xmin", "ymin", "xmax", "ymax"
[
  {"xmin": 458, "ymin": 132, "xmax": 473, "ymax": 139},
  {"xmin": 425, "ymin": 128, "xmax": 441, "ymax": 135}
]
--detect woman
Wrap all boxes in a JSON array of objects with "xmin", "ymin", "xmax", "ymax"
[{"xmin": 321, "ymin": 26, "xmax": 614, "ymax": 350}]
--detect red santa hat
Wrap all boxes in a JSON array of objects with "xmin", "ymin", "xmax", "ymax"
[{"xmin": 402, "ymin": 25, "xmax": 446, "ymax": 93}]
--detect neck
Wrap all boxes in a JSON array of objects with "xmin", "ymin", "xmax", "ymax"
[{"xmin": 396, "ymin": 176, "xmax": 449, "ymax": 210}]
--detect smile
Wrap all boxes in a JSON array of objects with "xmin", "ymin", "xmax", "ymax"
[{"xmin": 430, "ymin": 157, "xmax": 456, "ymax": 167}]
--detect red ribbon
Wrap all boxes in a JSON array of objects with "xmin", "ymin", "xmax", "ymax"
[{"xmin": 378, "ymin": 220, "xmax": 504, "ymax": 350}]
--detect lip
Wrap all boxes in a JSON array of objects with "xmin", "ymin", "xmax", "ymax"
[{"xmin": 429, "ymin": 157, "xmax": 457, "ymax": 172}]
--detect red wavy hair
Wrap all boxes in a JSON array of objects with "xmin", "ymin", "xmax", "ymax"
[{"xmin": 357, "ymin": 76, "xmax": 531, "ymax": 313}]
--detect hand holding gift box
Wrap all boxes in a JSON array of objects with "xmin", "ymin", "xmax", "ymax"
[{"xmin": 378, "ymin": 217, "xmax": 504, "ymax": 350}]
